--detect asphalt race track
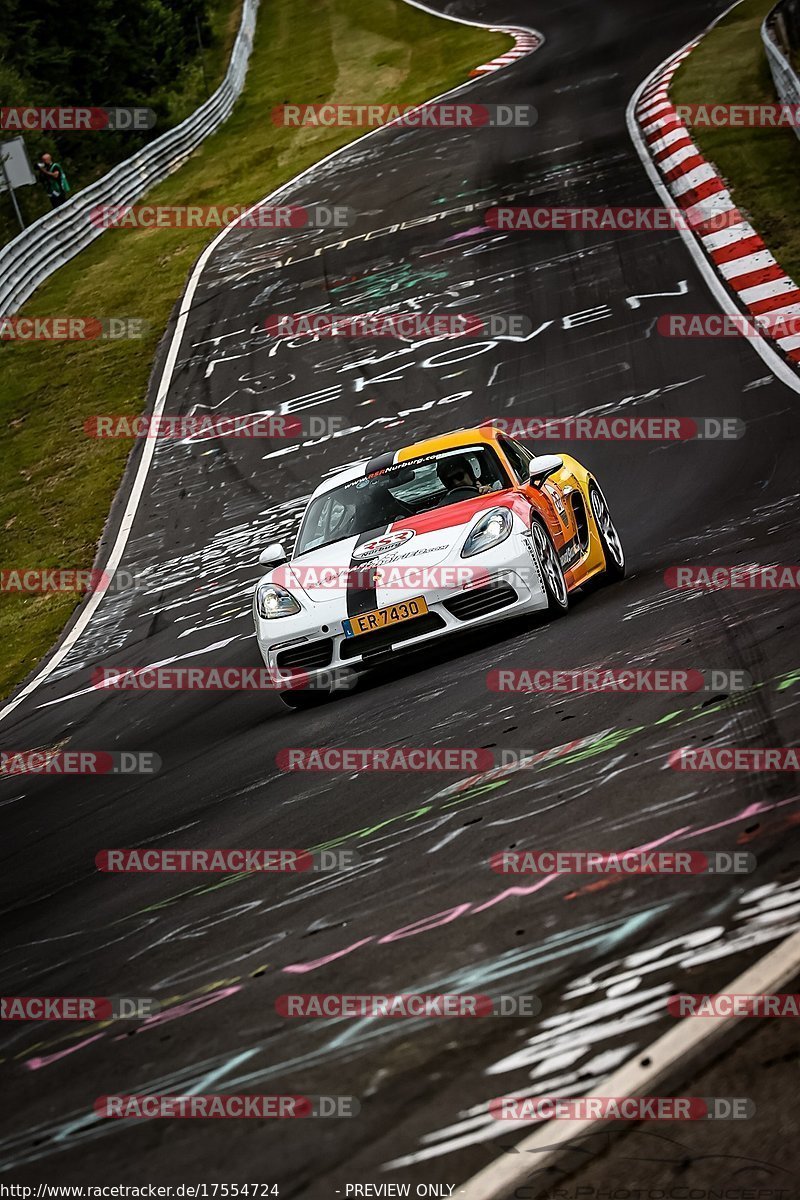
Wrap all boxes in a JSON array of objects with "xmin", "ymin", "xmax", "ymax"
[{"xmin": 2, "ymin": 0, "xmax": 799, "ymax": 1192}]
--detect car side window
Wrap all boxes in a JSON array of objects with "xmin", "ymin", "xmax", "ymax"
[{"xmin": 498, "ymin": 436, "xmax": 533, "ymax": 482}]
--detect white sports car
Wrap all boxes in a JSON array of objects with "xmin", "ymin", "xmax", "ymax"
[{"xmin": 253, "ymin": 425, "xmax": 625, "ymax": 707}]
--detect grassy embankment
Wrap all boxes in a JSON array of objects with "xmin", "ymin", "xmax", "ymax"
[{"xmin": 671, "ymin": 0, "xmax": 800, "ymax": 281}]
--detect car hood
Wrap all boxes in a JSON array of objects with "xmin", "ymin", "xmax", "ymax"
[{"xmin": 276, "ymin": 494, "xmax": 515, "ymax": 604}]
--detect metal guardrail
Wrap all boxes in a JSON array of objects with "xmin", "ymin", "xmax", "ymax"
[
  {"xmin": 0, "ymin": 0, "xmax": 258, "ymax": 318},
  {"xmin": 763, "ymin": 0, "xmax": 800, "ymax": 140}
]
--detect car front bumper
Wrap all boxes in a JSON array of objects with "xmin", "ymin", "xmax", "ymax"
[{"xmin": 254, "ymin": 537, "xmax": 548, "ymax": 688}]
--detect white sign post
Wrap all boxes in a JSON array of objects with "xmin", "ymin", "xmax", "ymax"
[{"xmin": 0, "ymin": 137, "xmax": 36, "ymax": 231}]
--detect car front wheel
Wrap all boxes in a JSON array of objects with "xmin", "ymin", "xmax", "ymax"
[{"xmin": 530, "ymin": 517, "xmax": 569, "ymax": 616}]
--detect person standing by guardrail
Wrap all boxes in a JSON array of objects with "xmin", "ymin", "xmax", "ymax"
[{"xmin": 35, "ymin": 152, "xmax": 70, "ymax": 207}]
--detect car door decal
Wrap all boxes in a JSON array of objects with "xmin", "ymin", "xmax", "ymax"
[
  {"xmin": 544, "ymin": 480, "xmax": 570, "ymax": 528},
  {"xmin": 559, "ymin": 535, "xmax": 582, "ymax": 570}
]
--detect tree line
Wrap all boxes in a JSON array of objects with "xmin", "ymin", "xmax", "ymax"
[{"xmin": 0, "ymin": 0, "xmax": 220, "ymax": 233}]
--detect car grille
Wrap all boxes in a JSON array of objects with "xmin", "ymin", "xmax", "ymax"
[
  {"xmin": 275, "ymin": 639, "xmax": 334, "ymax": 671},
  {"xmin": 443, "ymin": 581, "xmax": 518, "ymax": 622},
  {"xmin": 339, "ymin": 613, "xmax": 446, "ymax": 659}
]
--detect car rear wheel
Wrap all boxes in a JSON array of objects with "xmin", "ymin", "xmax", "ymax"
[
  {"xmin": 589, "ymin": 482, "xmax": 625, "ymax": 582},
  {"xmin": 530, "ymin": 518, "xmax": 569, "ymax": 616}
]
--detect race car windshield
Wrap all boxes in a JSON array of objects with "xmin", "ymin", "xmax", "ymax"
[{"xmin": 294, "ymin": 446, "xmax": 510, "ymax": 556}]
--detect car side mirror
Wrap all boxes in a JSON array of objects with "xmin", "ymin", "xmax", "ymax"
[
  {"xmin": 258, "ymin": 542, "xmax": 287, "ymax": 567},
  {"xmin": 528, "ymin": 455, "xmax": 563, "ymax": 487}
]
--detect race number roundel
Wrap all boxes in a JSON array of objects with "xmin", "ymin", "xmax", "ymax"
[{"xmin": 352, "ymin": 530, "xmax": 416, "ymax": 560}]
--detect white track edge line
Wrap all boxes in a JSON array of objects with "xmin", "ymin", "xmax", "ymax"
[{"xmin": 457, "ymin": 926, "xmax": 800, "ymax": 1200}]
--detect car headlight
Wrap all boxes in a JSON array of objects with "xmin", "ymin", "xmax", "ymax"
[
  {"xmin": 256, "ymin": 582, "xmax": 302, "ymax": 619},
  {"xmin": 461, "ymin": 508, "xmax": 513, "ymax": 558}
]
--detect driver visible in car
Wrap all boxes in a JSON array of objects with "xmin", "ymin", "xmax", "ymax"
[{"xmin": 437, "ymin": 455, "xmax": 493, "ymax": 498}]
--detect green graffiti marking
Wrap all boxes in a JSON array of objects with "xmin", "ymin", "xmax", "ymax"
[{"xmin": 129, "ymin": 672, "xmax": 797, "ymax": 918}]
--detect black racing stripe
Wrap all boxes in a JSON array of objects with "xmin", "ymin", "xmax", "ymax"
[
  {"xmin": 346, "ymin": 525, "xmax": 389, "ymax": 617},
  {"xmin": 364, "ymin": 452, "xmax": 395, "ymax": 477}
]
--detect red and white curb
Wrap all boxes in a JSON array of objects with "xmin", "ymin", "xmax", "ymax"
[
  {"xmin": 633, "ymin": 41, "xmax": 800, "ymax": 370},
  {"xmin": 470, "ymin": 27, "xmax": 544, "ymax": 75}
]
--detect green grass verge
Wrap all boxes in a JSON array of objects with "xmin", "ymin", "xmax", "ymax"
[
  {"xmin": 671, "ymin": 0, "xmax": 800, "ymax": 279},
  {"xmin": 0, "ymin": 0, "xmax": 509, "ymax": 703}
]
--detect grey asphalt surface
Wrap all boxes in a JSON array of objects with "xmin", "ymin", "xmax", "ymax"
[{"xmin": 1, "ymin": 0, "xmax": 799, "ymax": 1193}]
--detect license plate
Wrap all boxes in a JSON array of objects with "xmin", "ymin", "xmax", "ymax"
[{"xmin": 342, "ymin": 596, "xmax": 428, "ymax": 638}]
